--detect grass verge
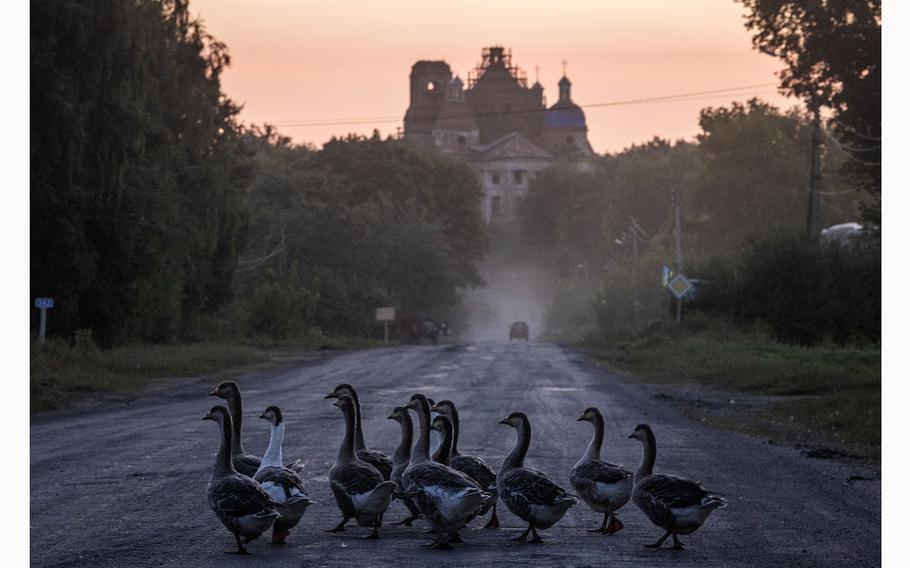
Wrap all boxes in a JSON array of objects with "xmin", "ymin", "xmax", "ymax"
[
  {"xmin": 31, "ymin": 334, "xmax": 382, "ymax": 413},
  {"xmin": 587, "ymin": 319, "xmax": 880, "ymax": 461}
]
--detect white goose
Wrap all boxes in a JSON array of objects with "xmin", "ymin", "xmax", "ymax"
[{"xmin": 253, "ymin": 406, "xmax": 313, "ymax": 544}]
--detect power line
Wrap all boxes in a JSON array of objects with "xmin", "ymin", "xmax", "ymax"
[{"xmin": 266, "ymin": 83, "xmax": 780, "ymax": 128}]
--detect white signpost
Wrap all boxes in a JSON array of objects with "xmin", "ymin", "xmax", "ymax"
[
  {"xmin": 375, "ymin": 307, "xmax": 395, "ymax": 343},
  {"xmin": 35, "ymin": 297, "xmax": 54, "ymax": 344}
]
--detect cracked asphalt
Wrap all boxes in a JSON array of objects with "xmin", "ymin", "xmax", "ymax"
[{"xmin": 30, "ymin": 342, "xmax": 881, "ymax": 567}]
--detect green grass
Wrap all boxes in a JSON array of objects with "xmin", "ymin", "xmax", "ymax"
[
  {"xmin": 589, "ymin": 319, "xmax": 881, "ymax": 459},
  {"xmin": 31, "ymin": 335, "xmax": 382, "ymax": 413}
]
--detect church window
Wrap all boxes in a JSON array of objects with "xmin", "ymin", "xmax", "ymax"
[
  {"xmin": 457, "ymin": 135, "xmax": 466, "ymax": 146},
  {"xmin": 513, "ymin": 170, "xmax": 524, "ymax": 185},
  {"xmin": 491, "ymin": 172, "xmax": 501, "ymax": 185}
]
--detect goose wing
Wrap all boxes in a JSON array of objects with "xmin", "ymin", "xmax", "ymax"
[
  {"xmin": 210, "ymin": 475, "xmax": 276, "ymax": 517},
  {"xmin": 357, "ymin": 449, "xmax": 393, "ymax": 480},
  {"xmin": 232, "ymin": 453, "xmax": 262, "ymax": 478},
  {"xmin": 331, "ymin": 463, "xmax": 383, "ymax": 496},
  {"xmin": 451, "ymin": 454, "xmax": 497, "ymax": 489},
  {"xmin": 573, "ymin": 460, "xmax": 631, "ymax": 485},
  {"xmin": 501, "ymin": 467, "xmax": 568, "ymax": 506},
  {"xmin": 638, "ymin": 474, "xmax": 709, "ymax": 509},
  {"xmin": 254, "ymin": 466, "xmax": 307, "ymax": 497}
]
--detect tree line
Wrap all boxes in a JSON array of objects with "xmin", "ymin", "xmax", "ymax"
[{"xmin": 31, "ymin": 0, "xmax": 486, "ymax": 346}]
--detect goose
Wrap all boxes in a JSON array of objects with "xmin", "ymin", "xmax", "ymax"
[
  {"xmin": 253, "ymin": 406, "xmax": 314, "ymax": 544},
  {"xmin": 570, "ymin": 407, "xmax": 633, "ymax": 535},
  {"xmin": 209, "ymin": 381, "xmax": 304, "ymax": 477},
  {"xmin": 327, "ymin": 394, "xmax": 397, "ymax": 538},
  {"xmin": 628, "ymin": 424, "xmax": 727, "ymax": 549},
  {"xmin": 426, "ymin": 397, "xmax": 442, "ymax": 457},
  {"xmin": 431, "ymin": 399, "xmax": 500, "ymax": 528},
  {"xmin": 202, "ymin": 406, "xmax": 280, "ymax": 555},
  {"xmin": 497, "ymin": 411, "xmax": 577, "ymax": 543},
  {"xmin": 324, "ymin": 384, "xmax": 393, "ymax": 480},
  {"xmin": 387, "ymin": 406, "xmax": 422, "ymax": 526},
  {"xmin": 430, "ymin": 414, "xmax": 454, "ymax": 466},
  {"xmin": 401, "ymin": 394, "xmax": 492, "ymax": 550}
]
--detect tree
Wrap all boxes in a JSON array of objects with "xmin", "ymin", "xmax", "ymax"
[{"xmin": 739, "ymin": 0, "xmax": 881, "ymax": 224}]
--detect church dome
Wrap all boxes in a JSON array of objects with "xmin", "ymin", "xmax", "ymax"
[{"xmin": 544, "ymin": 75, "xmax": 586, "ymax": 130}]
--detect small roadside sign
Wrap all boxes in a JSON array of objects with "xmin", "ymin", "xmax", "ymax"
[
  {"xmin": 375, "ymin": 307, "xmax": 395, "ymax": 344},
  {"xmin": 34, "ymin": 297, "xmax": 54, "ymax": 344},
  {"xmin": 661, "ymin": 265, "xmax": 671, "ymax": 287},
  {"xmin": 668, "ymin": 273, "xmax": 693, "ymax": 300}
]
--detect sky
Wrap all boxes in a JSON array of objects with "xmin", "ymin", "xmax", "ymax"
[{"xmin": 190, "ymin": 0, "xmax": 798, "ymax": 154}]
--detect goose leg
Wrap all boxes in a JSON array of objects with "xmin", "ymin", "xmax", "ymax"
[
  {"xmin": 645, "ymin": 529, "xmax": 672, "ymax": 549},
  {"xmin": 605, "ymin": 511, "xmax": 624, "ymax": 535},
  {"xmin": 365, "ymin": 518, "xmax": 381, "ymax": 540},
  {"xmin": 512, "ymin": 525, "xmax": 532, "ymax": 542},
  {"xmin": 671, "ymin": 533, "xmax": 685, "ymax": 550},
  {"xmin": 327, "ymin": 517, "xmax": 349, "ymax": 533},
  {"xmin": 588, "ymin": 512, "xmax": 608, "ymax": 533},
  {"xmin": 228, "ymin": 532, "xmax": 250, "ymax": 555},
  {"xmin": 271, "ymin": 525, "xmax": 289, "ymax": 545},
  {"xmin": 528, "ymin": 525, "xmax": 544, "ymax": 544},
  {"xmin": 484, "ymin": 504, "xmax": 500, "ymax": 529},
  {"xmin": 448, "ymin": 532, "xmax": 464, "ymax": 544}
]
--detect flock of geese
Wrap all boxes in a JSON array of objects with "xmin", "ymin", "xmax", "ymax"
[{"xmin": 202, "ymin": 381, "xmax": 727, "ymax": 554}]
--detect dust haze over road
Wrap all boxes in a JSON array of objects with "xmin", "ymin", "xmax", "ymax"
[
  {"xmin": 31, "ymin": 342, "xmax": 880, "ymax": 567},
  {"xmin": 459, "ymin": 257, "xmax": 550, "ymax": 342}
]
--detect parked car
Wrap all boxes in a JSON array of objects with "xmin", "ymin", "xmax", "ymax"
[
  {"xmin": 509, "ymin": 321, "xmax": 529, "ymax": 341},
  {"xmin": 399, "ymin": 317, "xmax": 439, "ymax": 345}
]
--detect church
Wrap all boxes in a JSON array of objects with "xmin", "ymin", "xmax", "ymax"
[{"xmin": 403, "ymin": 46, "xmax": 595, "ymax": 225}]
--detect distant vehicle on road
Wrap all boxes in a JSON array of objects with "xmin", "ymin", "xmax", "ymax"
[
  {"xmin": 400, "ymin": 318, "xmax": 439, "ymax": 345},
  {"xmin": 509, "ymin": 321, "xmax": 529, "ymax": 341}
]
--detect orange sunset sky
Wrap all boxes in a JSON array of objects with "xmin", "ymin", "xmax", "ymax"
[{"xmin": 191, "ymin": 0, "xmax": 798, "ymax": 154}]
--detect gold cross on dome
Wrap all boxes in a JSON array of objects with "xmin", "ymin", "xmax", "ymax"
[{"xmin": 561, "ymin": 59, "xmax": 567, "ymax": 76}]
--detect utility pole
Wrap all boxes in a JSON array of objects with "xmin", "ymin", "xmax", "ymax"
[
  {"xmin": 631, "ymin": 221, "xmax": 640, "ymax": 330},
  {"xmin": 672, "ymin": 189, "xmax": 684, "ymax": 323},
  {"xmin": 806, "ymin": 100, "xmax": 822, "ymax": 240}
]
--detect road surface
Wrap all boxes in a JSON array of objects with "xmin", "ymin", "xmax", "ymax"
[{"xmin": 31, "ymin": 342, "xmax": 881, "ymax": 567}]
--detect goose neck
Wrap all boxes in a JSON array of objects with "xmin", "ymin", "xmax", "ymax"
[
  {"xmin": 581, "ymin": 415, "xmax": 604, "ymax": 463},
  {"xmin": 410, "ymin": 401, "xmax": 432, "ymax": 463},
  {"xmin": 215, "ymin": 415, "xmax": 236, "ymax": 475},
  {"xmin": 337, "ymin": 403, "xmax": 357, "ymax": 464},
  {"xmin": 502, "ymin": 420, "xmax": 531, "ymax": 471},
  {"xmin": 351, "ymin": 391, "xmax": 367, "ymax": 450},
  {"xmin": 449, "ymin": 406, "xmax": 461, "ymax": 456},
  {"xmin": 260, "ymin": 422, "xmax": 285, "ymax": 468},
  {"xmin": 432, "ymin": 423, "xmax": 452, "ymax": 466},
  {"xmin": 635, "ymin": 430, "xmax": 656, "ymax": 481},
  {"xmin": 393, "ymin": 414, "xmax": 413, "ymax": 464},
  {"xmin": 227, "ymin": 391, "xmax": 244, "ymax": 454}
]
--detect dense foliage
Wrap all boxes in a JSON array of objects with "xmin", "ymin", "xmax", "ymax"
[
  {"xmin": 519, "ymin": 100, "xmax": 877, "ymax": 345},
  {"xmin": 234, "ymin": 133, "xmax": 486, "ymax": 339},
  {"xmin": 30, "ymin": 1, "xmax": 487, "ymax": 345},
  {"xmin": 31, "ymin": 0, "xmax": 250, "ymax": 345},
  {"xmin": 739, "ymin": 0, "xmax": 881, "ymax": 224}
]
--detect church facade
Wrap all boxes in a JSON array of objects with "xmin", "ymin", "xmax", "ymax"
[{"xmin": 403, "ymin": 46, "xmax": 595, "ymax": 224}]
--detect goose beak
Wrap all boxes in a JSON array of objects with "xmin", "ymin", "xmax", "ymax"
[
  {"xmin": 627, "ymin": 433, "xmax": 635, "ymax": 439},
  {"xmin": 202, "ymin": 414, "xmax": 213, "ymax": 421},
  {"xmin": 332, "ymin": 400, "xmax": 340, "ymax": 407},
  {"xmin": 324, "ymin": 393, "xmax": 336, "ymax": 399},
  {"xmin": 576, "ymin": 415, "xmax": 585, "ymax": 421},
  {"xmin": 387, "ymin": 413, "xmax": 395, "ymax": 420},
  {"xmin": 430, "ymin": 404, "xmax": 439, "ymax": 412},
  {"xmin": 259, "ymin": 414, "xmax": 266, "ymax": 420},
  {"xmin": 498, "ymin": 418, "xmax": 509, "ymax": 425},
  {"xmin": 208, "ymin": 388, "xmax": 218, "ymax": 397}
]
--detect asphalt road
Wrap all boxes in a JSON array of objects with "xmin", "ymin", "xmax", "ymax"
[{"xmin": 31, "ymin": 342, "xmax": 881, "ymax": 567}]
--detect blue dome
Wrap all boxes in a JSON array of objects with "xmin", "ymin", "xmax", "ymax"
[{"xmin": 544, "ymin": 104, "xmax": 586, "ymax": 129}]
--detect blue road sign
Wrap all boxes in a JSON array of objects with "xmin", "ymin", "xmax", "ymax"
[{"xmin": 35, "ymin": 297, "xmax": 54, "ymax": 309}]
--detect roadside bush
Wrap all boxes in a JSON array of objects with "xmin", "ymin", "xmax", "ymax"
[
  {"xmin": 689, "ymin": 234, "xmax": 880, "ymax": 345},
  {"xmin": 245, "ymin": 268, "xmax": 319, "ymax": 339}
]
